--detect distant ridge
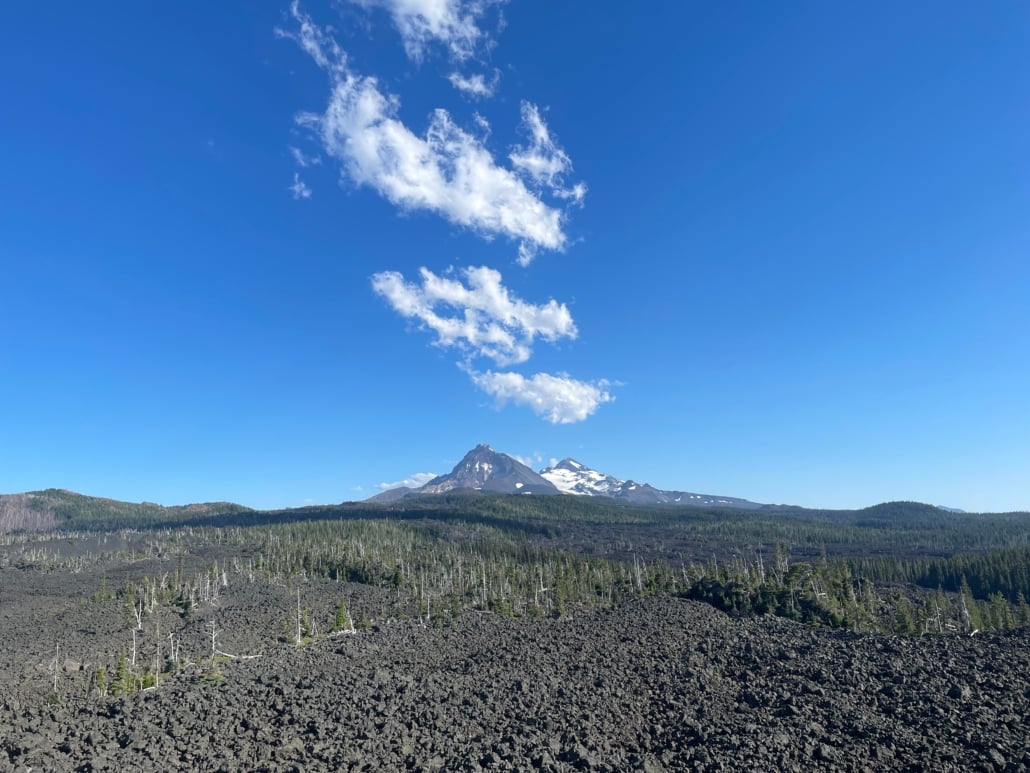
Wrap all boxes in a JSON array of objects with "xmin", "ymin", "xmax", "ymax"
[
  {"xmin": 856, "ymin": 501, "xmax": 969, "ymax": 518},
  {"xmin": 370, "ymin": 445, "xmax": 763, "ymax": 508},
  {"xmin": 1, "ymin": 468, "xmax": 989, "ymax": 535},
  {"xmin": 0, "ymin": 489, "xmax": 251, "ymax": 533},
  {"xmin": 539, "ymin": 457, "xmax": 763, "ymax": 508},
  {"xmin": 373, "ymin": 447, "xmax": 987, "ymax": 512}
]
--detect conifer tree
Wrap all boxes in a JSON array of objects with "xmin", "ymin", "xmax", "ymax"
[{"xmin": 332, "ymin": 597, "xmax": 355, "ymax": 634}]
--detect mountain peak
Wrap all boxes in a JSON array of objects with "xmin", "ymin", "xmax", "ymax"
[
  {"xmin": 540, "ymin": 458, "xmax": 624, "ymax": 496},
  {"xmin": 417, "ymin": 445, "xmax": 559, "ymax": 496},
  {"xmin": 370, "ymin": 445, "xmax": 764, "ymax": 508},
  {"xmin": 552, "ymin": 458, "xmax": 585, "ymax": 471}
]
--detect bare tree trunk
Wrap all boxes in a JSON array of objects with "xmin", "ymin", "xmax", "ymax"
[{"xmin": 52, "ymin": 643, "xmax": 60, "ymax": 694}]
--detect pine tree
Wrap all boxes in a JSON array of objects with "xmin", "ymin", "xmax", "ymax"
[
  {"xmin": 1017, "ymin": 592, "xmax": 1030, "ymax": 628},
  {"xmin": 989, "ymin": 592, "xmax": 1015, "ymax": 630},
  {"xmin": 94, "ymin": 666, "xmax": 108, "ymax": 697},
  {"xmin": 114, "ymin": 652, "xmax": 131, "ymax": 696},
  {"xmin": 332, "ymin": 597, "xmax": 354, "ymax": 634},
  {"xmin": 894, "ymin": 597, "xmax": 917, "ymax": 635}
]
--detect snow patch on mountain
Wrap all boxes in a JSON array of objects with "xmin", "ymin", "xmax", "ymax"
[
  {"xmin": 539, "ymin": 459, "xmax": 622, "ymax": 496},
  {"xmin": 539, "ymin": 457, "xmax": 764, "ymax": 508},
  {"xmin": 370, "ymin": 445, "xmax": 764, "ymax": 508}
]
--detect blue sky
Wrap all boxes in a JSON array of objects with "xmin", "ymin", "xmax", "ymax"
[{"xmin": 2, "ymin": 2, "xmax": 1028, "ymax": 512}]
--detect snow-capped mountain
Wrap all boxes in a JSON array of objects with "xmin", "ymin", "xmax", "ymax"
[
  {"xmin": 369, "ymin": 445, "xmax": 763, "ymax": 508},
  {"xmin": 537, "ymin": 458, "xmax": 623, "ymax": 496},
  {"xmin": 540, "ymin": 458, "xmax": 763, "ymax": 508},
  {"xmin": 415, "ymin": 444, "xmax": 559, "ymax": 496}
]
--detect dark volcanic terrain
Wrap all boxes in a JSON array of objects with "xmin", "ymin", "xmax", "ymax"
[{"xmin": 1, "ymin": 538, "xmax": 1028, "ymax": 772}]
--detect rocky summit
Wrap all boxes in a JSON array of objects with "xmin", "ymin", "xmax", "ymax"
[
  {"xmin": 372, "ymin": 445, "xmax": 765, "ymax": 506},
  {"xmin": 418, "ymin": 444, "xmax": 559, "ymax": 496}
]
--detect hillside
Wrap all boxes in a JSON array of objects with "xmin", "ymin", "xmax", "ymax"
[
  {"xmin": 3, "ymin": 489, "xmax": 1028, "ymax": 563},
  {"xmin": 0, "ymin": 489, "xmax": 252, "ymax": 533}
]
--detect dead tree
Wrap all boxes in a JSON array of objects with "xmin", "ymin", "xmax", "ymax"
[
  {"xmin": 131, "ymin": 597, "xmax": 144, "ymax": 631},
  {"xmin": 167, "ymin": 632, "xmax": 180, "ymax": 668},
  {"xmin": 208, "ymin": 619, "xmax": 220, "ymax": 657},
  {"xmin": 49, "ymin": 643, "xmax": 60, "ymax": 696}
]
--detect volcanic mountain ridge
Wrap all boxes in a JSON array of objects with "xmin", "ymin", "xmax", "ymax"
[{"xmin": 370, "ymin": 445, "xmax": 763, "ymax": 508}]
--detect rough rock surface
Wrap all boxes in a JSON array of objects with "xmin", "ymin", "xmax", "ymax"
[{"xmin": 1, "ymin": 559, "xmax": 1028, "ymax": 772}]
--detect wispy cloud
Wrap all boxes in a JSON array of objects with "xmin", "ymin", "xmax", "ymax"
[
  {"xmin": 448, "ymin": 70, "xmax": 499, "ymax": 98},
  {"xmin": 510, "ymin": 102, "xmax": 586, "ymax": 205},
  {"xmin": 289, "ymin": 172, "xmax": 312, "ymax": 199},
  {"xmin": 275, "ymin": 1, "xmax": 347, "ymax": 75},
  {"xmin": 377, "ymin": 472, "xmax": 438, "ymax": 491},
  {"xmin": 512, "ymin": 451, "xmax": 545, "ymax": 468},
  {"xmin": 283, "ymin": 3, "xmax": 579, "ymax": 263},
  {"xmin": 290, "ymin": 145, "xmax": 322, "ymax": 167},
  {"xmin": 469, "ymin": 370, "xmax": 613, "ymax": 424},
  {"xmin": 371, "ymin": 265, "xmax": 576, "ymax": 366},
  {"xmin": 348, "ymin": 0, "xmax": 501, "ymax": 62}
]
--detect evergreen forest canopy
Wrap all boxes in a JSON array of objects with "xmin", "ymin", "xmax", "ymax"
[{"xmin": 3, "ymin": 488, "xmax": 1030, "ymax": 635}]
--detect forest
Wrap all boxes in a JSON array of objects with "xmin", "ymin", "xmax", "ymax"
[{"xmin": 4, "ymin": 488, "xmax": 1030, "ymax": 642}]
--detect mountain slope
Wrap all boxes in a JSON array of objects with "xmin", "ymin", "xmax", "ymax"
[
  {"xmin": 538, "ymin": 458, "xmax": 623, "ymax": 496},
  {"xmin": 366, "ymin": 486, "xmax": 416, "ymax": 503},
  {"xmin": 0, "ymin": 489, "xmax": 252, "ymax": 533},
  {"xmin": 419, "ymin": 445, "xmax": 560, "ymax": 495},
  {"xmin": 540, "ymin": 458, "xmax": 763, "ymax": 508},
  {"xmin": 371, "ymin": 446, "xmax": 764, "ymax": 506}
]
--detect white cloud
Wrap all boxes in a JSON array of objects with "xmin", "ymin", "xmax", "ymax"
[
  {"xmin": 283, "ymin": 4, "xmax": 577, "ymax": 263},
  {"xmin": 275, "ymin": 1, "xmax": 347, "ymax": 76},
  {"xmin": 378, "ymin": 472, "xmax": 438, "ymax": 491},
  {"xmin": 349, "ymin": 0, "xmax": 499, "ymax": 62},
  {"xmin": 290, "ymin": 146, "xmax": 322, "ymax": 167},
  {"xmin": 448, "ymin": 70, "xmax": 498, "ymax": 98},
  {"xmin": 278, "ymin": 4, "xmax": 610, "ymax": 427},
  {"xmin": 371, "ymin": 265, "xmax": 576, "ymax": 365},
  {"xmin": 512, "ymin": 451, "xmax": 544, "ymax": 468},
  {"xmin": 469, "ymin": 370, "xmax": 613, "ymax": 424},
  {"xmin": 314, "ymin": 76, "xmax": 567, "ymax": 257},
  {"xmin": 289, "ymin": 172, "xmax": 312, "ymax": 199},
  {"xmin": 510, "ymin": 102, "xmax": 586, "ymax": 205}
]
